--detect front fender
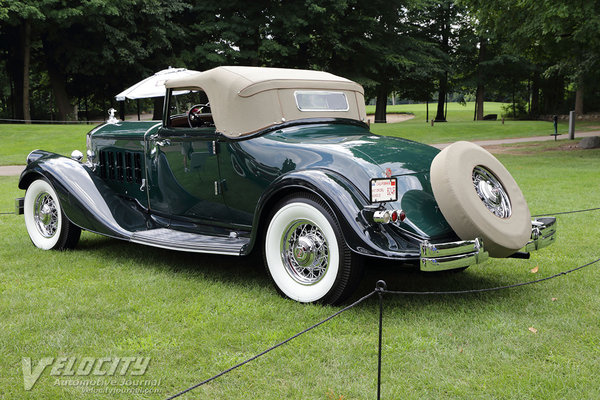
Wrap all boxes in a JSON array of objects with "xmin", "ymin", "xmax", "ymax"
[
  {"xmin": 19, "ymin": 150, "xmax": 148, "ymax": 239},
  {"xmin": 250, "ymin": 169, "xmax": 420, "ymax": 259}
]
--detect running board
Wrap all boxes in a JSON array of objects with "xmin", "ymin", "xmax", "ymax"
[{"xmin": 130, "ymin": 228, "xmax": 249, "ymax": 256}]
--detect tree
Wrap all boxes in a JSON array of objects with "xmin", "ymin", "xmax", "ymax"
[{"xmin": 462, "ymin": 0, "xmax": 600, "ymax": 115}]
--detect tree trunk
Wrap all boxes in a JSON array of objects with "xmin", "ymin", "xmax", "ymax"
[
  {"xmin": 435, "ymin": 7, "xmax": 450, "ymax": 123},
  {"xmin": 374, "ymin": 84, "xmax": 388, "ymax": 123},
  {"xmin": 22, "ymin": 19, "xmax": 32, "ymax": 123},
  {"xmin": 475, "ymin": 84, "xmax": 484, "ymax": 120},
  {"xmin": 43, "ymin": 40, "xmax": 75, "ymax": 121},
  {"xmin": 435, "ymin": 71, "xmax": 447, "ymax": 122},
  {"xmin": 530, "ymin": 73, "xmax": 540, "ymax": 117},
  {"xmin": 475, "ymin": 38, "xmax": 486, "ymax": 121},
  {"xmin": 152, "ymin": 97, "xmax": 163, "ymax": 120},
  {"xmin": 575, "ymin": 82, "xmax": 584, "ymax": 115},
  {"xmin": 7, "ymin": 26, "xmax": 24, "ymax": 120}
]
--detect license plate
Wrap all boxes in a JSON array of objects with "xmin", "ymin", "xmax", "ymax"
[{"xmin": 370, "ymin": 178, "xmax": 397, "ymax": 203}]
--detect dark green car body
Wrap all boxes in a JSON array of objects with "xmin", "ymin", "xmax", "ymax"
[{"xmin": 19, "ymin": 118, "xmax": 456, "ymax": 261}]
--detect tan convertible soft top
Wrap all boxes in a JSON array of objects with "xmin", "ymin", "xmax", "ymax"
[{"xmin": 165, "ymin": 66, "xmax": 367, "ymax": 137}]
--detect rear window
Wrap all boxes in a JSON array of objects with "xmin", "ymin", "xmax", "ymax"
[{"xmin": 294, "ymin": 91, "xmax": 349, "ymax": 112}]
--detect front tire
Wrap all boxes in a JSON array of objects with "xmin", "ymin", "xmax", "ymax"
[
  {"xmin": 24, "ymin": 179, "xmax": 81, "ymax": 250},
  {"xmin": 264, "ymin": 194, "xmax": 362, "ymax": 304}
]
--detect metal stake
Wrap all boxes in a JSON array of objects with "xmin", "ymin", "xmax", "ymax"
[{"xmin": 376, "ymin": 280, "xmax": 387, "ymax": 400}]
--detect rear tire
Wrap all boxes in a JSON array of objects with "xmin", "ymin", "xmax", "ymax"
[
  {"xmin": 24, "ymin": 179, "xmax": 81, "ymax": 250},
  {"xmin": 263, "ymin": 193, "xmax": 362, "ymax": 304}
]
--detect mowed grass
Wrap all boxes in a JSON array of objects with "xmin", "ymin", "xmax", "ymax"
[
  {"xmin": 0, "ymin": 124, "xmax": 89, "ymax": 166},
  {"xmin": 367, "ymin": 102, "xmax": 600, "ymax": 144},
  {"xmin": 1, "ymin": 140, "xmax": 599, "ymax": 399}
]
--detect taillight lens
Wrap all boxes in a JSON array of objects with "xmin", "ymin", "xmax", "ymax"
[{"xmin": 398, "ymin": 210, "xmax": 406, "ymax": 221}]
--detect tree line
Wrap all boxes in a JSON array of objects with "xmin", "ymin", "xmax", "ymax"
[{"xmin": 1, "ymin": 0, "xmax": 598, "ymax": 123}]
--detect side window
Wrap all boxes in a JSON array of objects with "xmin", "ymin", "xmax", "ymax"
[{"xmin": 167, "ymin": 90, "xmax": 214, "ymax": 129}]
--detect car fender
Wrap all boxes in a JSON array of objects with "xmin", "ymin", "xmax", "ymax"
[
  {"xmin": 249, "ymin": 169, "xmax": 420, "ymax": 259},
  {"xmin": 18, "ymin": 150, "xmax": 148, "ymax": 239}
]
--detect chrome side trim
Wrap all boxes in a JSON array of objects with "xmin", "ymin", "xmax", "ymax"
[
  {"xmin": 130, "ymin": 228, "xmax": 248, "ymax": 256},
  {"xmin": 521, "ymin": 217, "xmax": 557, "ymax": 253},
  {"xmin": 420, "ymin": 238, "xmax": 489, "ymax": 272}
]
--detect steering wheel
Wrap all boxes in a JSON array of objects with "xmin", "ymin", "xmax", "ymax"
[{"xmin": 187, "ymin": 103, "xmax": 210, "ymax": 128}]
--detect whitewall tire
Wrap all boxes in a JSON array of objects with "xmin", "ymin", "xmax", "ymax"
[
  {"xmin": 264, "ymin": 194, "xmax": 362, "ymax": 304},
  {"xmin": 431, "ymin": 141, "xmax": 531, "ymax": 257},
  {"xmin": 24, "ymin": 179, "xmax": 81, "ymax": 250}
]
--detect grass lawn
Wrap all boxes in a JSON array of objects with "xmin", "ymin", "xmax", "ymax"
[
  {"xmin": 367, "ymin": 102, "xmax": 600, "ymax": 144},
  {"xmin": 0, "ymin": 124, "xmax": 90, "ymax": 166},
  {"xmin": 1, "ymin": 139, "xmax": 599, "ymax": 399}
]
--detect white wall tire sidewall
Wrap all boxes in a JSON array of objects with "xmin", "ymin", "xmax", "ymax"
[
  {"xmin": 265, "ymin": 202, "xmax": 340, "ymax": 303},
  {"xmin": 24, "ymin": 179, "xmax": 63, "ymax": 250},
  {"xmin": 431, "ymin": 141, "xmax": 531, "ymax": 257}
]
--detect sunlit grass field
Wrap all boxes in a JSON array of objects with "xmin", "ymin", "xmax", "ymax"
[
  {"xmin": 367, "ymin": 102, "xmax": 599, "ymax": 144},
  {"xmin": 1, "ymin": 138, "xmax": 599, "ymax": 399}
]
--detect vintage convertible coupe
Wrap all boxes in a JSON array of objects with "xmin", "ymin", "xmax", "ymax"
[{"xmin": 16, "ymin": 66, "xmax": 556, "ymax": 304}]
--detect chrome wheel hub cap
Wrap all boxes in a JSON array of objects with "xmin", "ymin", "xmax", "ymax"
[
  {"xmin": 34, "ymin": 192, "xmax": 58, "ymax": 238},
  {"xmin": 472, "ymin": 166, "xmax": 512, "ymax": 218},
  {"xmin": 281, "ymin": 220, "xmax": 329, "ymax": 285}
]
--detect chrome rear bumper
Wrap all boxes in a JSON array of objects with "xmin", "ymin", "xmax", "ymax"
[
  {"xmin": 419, "ymin": 217, "xmax": 557, "ymax": 272},
  {"xmin": 521, "ymin": 217, "xmax": 557, "ymax": 252},
  {"xmin": 420, "ymin": 238, "xmax": 489, "ymax": 272}
]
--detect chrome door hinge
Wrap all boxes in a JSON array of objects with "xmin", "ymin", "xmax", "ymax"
[
  {"xmin": 214, "ymin": 179, "xmax": 226, "ymax": 195},
  {"xmin": 211, "ymin": 141, "xmax": 219, "ymax": 155}
]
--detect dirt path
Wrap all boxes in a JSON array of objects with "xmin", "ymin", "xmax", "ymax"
[
  {"xmin": 432, "ymin": 130, "xmax": 600, "ymax": 149},
  {"xmin": 366, "ymin": 113, "xmax": 415, "ymax": 123}
]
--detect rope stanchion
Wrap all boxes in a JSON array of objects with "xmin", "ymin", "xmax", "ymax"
[
  {"xmin": 533, "ymin": 207, "xmax": 600, "ymax": 217},
  {"xmin": 165, "ymin": 290, "xmax": 377, "ymax": 400},
  {"xmin": 382, "ymin": 257, "xmax": 600, "ymax": 296},
  {"xmin": 376, "ymin": 280, "xmax": 386, "ymax": 400}
]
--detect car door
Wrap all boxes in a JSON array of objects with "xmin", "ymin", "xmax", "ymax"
[{"xmin": 146, "ymin": 125, "xmax": 229, "ymax": 225}]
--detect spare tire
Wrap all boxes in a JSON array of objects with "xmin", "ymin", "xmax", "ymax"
[{"xmin": 430, "ymin": 141, "xmax": 531, "ymax": 257}]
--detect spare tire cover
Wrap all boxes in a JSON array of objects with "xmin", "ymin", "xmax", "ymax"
[{"xmin": 430, "ymin": 141, "xmax": 531, "ymax": 257}]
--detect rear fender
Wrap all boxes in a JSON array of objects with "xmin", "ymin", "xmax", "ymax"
[
  {"xmin": 249, "ymin": 169, "xmax": 420, "ymax": 259},
  {"xmin": 19, "ymin": 151, "xmax": 148, "ymax": 239}
]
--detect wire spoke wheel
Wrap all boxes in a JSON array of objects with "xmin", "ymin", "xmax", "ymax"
[
  {"xmin": 264, "ymin": 193, "xmax": 363, "ymax": 304},
  {"xmin": 33, "ymin": 192, "xmax": 59, "ymax": 238},
  {"xmin": 24, "ymin": 179, "xmax": 81, "ymax": 250},
  {"xmin": 281, "ymin": 220, "xmax": 330, "ymax": 285}
]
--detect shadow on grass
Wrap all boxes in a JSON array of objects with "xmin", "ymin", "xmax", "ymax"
[{"xmin": 74, "ymin": 233, "xmax": 539, "ymax": 311}]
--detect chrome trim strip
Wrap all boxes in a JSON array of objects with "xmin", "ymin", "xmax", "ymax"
[{"xmin": 129, "ymin": 239, "xmax": 242, "ymax": 256}]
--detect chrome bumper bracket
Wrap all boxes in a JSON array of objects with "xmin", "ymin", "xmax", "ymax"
[{"xmin": 521, "ymin": 217, "xmax": 557, "ymax": 253}]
